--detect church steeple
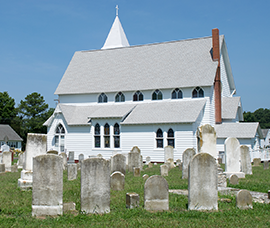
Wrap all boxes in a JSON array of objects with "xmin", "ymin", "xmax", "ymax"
[{"xmin": 101, "ymin": 5, "xmax": 130, "ymax": 49}]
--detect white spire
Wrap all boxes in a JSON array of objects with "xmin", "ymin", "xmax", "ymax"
[{"xmin": 101, "ymin": 6, "xmax": 130, "ymax": 49}]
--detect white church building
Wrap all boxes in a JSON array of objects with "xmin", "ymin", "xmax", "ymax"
[{"xmin": 44, "ymin": 14, "xmax": 262, "ymax": 161}]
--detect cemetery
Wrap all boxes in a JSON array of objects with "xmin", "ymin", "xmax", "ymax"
[{"xmin": 1, "ymin": 134, "xmax": 270, "ymax": 227}]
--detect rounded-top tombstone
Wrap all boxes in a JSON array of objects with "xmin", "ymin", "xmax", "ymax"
[
  {"xmin": 188, "ymin": 152, "xmax": 218, "ymax": 211},
  {"xmin": 182, "ymin": 148, "xmax": 196, "ymax": 179}
]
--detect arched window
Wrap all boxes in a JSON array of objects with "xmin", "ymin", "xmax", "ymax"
[
  {"xmin": 115, "ymin": 92, "xmax": 125, "ymax": 102},
  {"xmin": 114, "ymin": 123, "xmax": 120, "ymax": 148},
  {"xmin": 98, "ymin": 93, "xmax": 108, "ymax": 103},
  {"xmin": 167, "ymin": 128, "xmax": 175, "ymax": 148},
  {"xmin": 133, "ymin": 91, "xmax": 144, "ymax": 101},
  {"xmin": 104, "ymin": 123, "xmax": 110, "ymax": 148},
  {"xmin": 94, "ymin": 123, "xmax": 100, "ymax": 148},
  {"xmin": 171, "ymin": 88, "xmax": 183, "ymax": 99},
  {"xmin": 156, "ymin": 128, "xmax": 163, "ymax": 148},
  {"xmin": 192, "ymin": 87, "xmax": 204, "ymax": 98},
  {"xmin": 152, "ymin": 89, "xmax": 163, "ymax": 100},
  {"xmin": 55, "ymin": 124, "xmax": 65, "ymax": 152}
]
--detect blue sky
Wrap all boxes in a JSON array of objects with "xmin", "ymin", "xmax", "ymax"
[{"xmin": 0, "ymin": 0, "xmax": 269, "ymax": 112}]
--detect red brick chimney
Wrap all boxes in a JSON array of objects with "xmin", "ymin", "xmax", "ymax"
[{"xmin": 212, "ymin": 28, "xmax": 222, "ymax": 124}]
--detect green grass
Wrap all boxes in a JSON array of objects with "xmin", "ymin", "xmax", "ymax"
[{"xmin": 0, "ymin": 164, "xmax": 270, "ymax": 227}]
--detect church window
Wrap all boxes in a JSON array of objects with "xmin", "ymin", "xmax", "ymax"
[
  {"xmin": 156, "ymin": 128, "xmax": 163, "ymax": 148},
  {"xmin": 55, "ymin": 124, "xmax": 65, "ymax": 152},
  {"xmin": 172, "ymin": 88, "xmax": 183, "ymax": 99},
  {"xmin": 98, "ymin": 93, "xmax": 108, "ymax": 103},
  {"xmin": 167, "ymin": 128, "xmax": 175, "ymax": 148},
  {"xmin": 115, "ymin": 92, "xmax": 125, "ymax": 102},
  {"xmin": 192, "ymin": 87, "xmax": 204, "ymax": 98},
  {"xmin": 133, "ymin": 91, "xmax": 144, "ymax": 101},
  {"xmin": 104, "ymin": 123, "xmax": 110, "ymax": 148},
  {"xmin": 94, "ymin": 123, "xmax": 100, "ymax": 148},
  {"xmin": 152, "ymin": 89, "xmax": 163, "ymax": 100},
  {"xmin": 114, "ymin": 123, "xmax": 120, "ymax": 148}
]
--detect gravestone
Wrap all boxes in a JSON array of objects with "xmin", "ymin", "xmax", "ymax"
[
  {"xmin": 217, "ymin": 158, "xmax": 222, "ymax": 164},
  {"xmin": 164, "ymin": 146, "xmax": 174, "ymax": 163},
  {"xmin": 264, "ymin": 160, "xmax": 269, "ymax": 170},
  {"xmin": 145, "ymin": 156, "xmax": 151, "ymax": 165},
  {"xmin": 2, "ymin": 151, "xmax": 12, "ymax": 172},
  {"xmin": 17, "ymin": 152, "xmax": 25, "ymax": 169},
  {"xmin": 97, "ymin": 154, "xmax": 103, "ymax": 158},
  {"xmin": 32, "ymin": 154, "xmax": 63, "ymax": 216},
  {"xmin": 197, "ymin": 124, "xmax": 217, "ymax": 159},
  {"xmin": 0, "ymin": 163, "xmax": 5, "ymax": 173},
  {"xmin": 179, "ymin": 163, "xmax": 183, "ymax": 171},
  {"xmin": 11, "ymin": 164, "xmax": 18, "ymax": 172},
  {"xmin": 182, "ymin": 148, "xmax": 196, "ymax": 179},
  {"xmin": 110, "ymin": 171, "xmax": 125, "ymax": 191},
  {"xmin": 154, "ymin": 162, "xmax": 157, "ymax": 165},
  {"xmin": 47, "ymin": 150, "xmax": 58, "ymax": 155},
  {"xmin": 253, "ymin": 158, "xmax": 261, "ymax": 166},
  {"xmin": 60, "ymin": 152, "xmax": 67, "ymax": 170},
  {"xmin": 224, "ymin": 137, "xmax": 245, "ymax": 178},
  {"xmin": 167, "ymin": 158, "xmax": 175, "ymax": 169},
  {"xmin": 160, "ymin": 164, "xmax": 169, "ymax": 176},
  {"xmin": 128, "ymin": 151, "xmax": 140, "ymax": 172},
  {"xmin": 18, "ymin": 134, "xmax": 47, "ymax": 190},
  {"xmin": 217, "ymin": 167, "xmax": 227, "ymax": 188},
  {"xmin": 111, "ymin": 154, "xmax": 126, "ymax": 175},
  {"xmin": 143, "ymin": 174, "xmax": 149, "ymax": 181},
  {"xmin": 126, "ymin": 193, "xmax": 140, "ymax": 209},
  {"xmin": 240, "ymin": 145, "xmax": 252, "ymax": 175},
  {"xmin": 1, "ymin": 143, "xmax": 10, "ymax": 152},
  {"xmin": 148, "ymin": 162, "xmax": 153, "ymax": 168},
  {"xmin": 229, "ymin": 174, "xmax": 239, "ymax": 185},
  {"xmin": 236, "ymin": 190, "xmax": 253, "ymax": 209},
  {"xmin": 133, "ymin": 167, "xmax": 140, "ymax": 177},
  {"xmin": 81, "ymin": 158, "xmax": 110, "ymax": 214},
  {"xmin": 188, "ymin": 153, "xmax": 218, "ymax": 211},
  {"xmin": 176, "ymin": 159, "xmax": 181, "ymax": 166},
  {"xmin": 67, "ymin": 164, "xmax": 77, "ymax": 181},
  {"xmin": 79, "ymin": 154, "xmax": 84, "ymax": 163},
  {"xmin": 68, "ymin": 151, "xmax": 75, "ymax": 163},
  {"xmin": 131, "ymin": 146, "xmax": 141, "ymax": 154},
  {"xmin": 144, "ymin": 175, "xmax": 169, "ymax": 211}
]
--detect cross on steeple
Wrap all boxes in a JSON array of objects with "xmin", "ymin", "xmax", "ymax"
[{"xmin": 116, "ymin": 5, "xmax": 119, "ymax": 16}]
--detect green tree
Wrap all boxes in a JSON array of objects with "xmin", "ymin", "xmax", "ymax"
[
  {"xmin": 243, "ymin": 108, "xmax": 270, "ymax": 129},
  {"xmin": 18, "ymin": 92, "xmax": 54, "ymax": 147},
  {"xmin": 0, "ymin": 91, "xmax": 17, "ymax": 124}
]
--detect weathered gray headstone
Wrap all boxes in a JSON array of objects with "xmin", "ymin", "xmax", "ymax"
[
  {"xmin": 128, "ymin": 151, "xmax": 140, "ymax": 172},
  {"xmin": 63, "ymin": 202, "xmax": 76, "ymax": 212},
  {"xmin": 79, "ymin": 154, "xmax": 84, "ymax": 163},
  {"xmin": 217, "ymin": 158, "xmax": 222, "ymax": 164},
  {"xmin": 0, "ymin": 163, "xmax": 5, "ymax": 173},
  {"xmin": 164, "ymin": 146, "xmax": 174, "ymax": 163},
  {"xmin": 144, "ymin": 175, "xmax": 169, "ymax": 211},
  {"xmin": 110, "ymin": 171, "xmax": 125, "ymax": 191},
  {"xmin": 11, "ymin": 164, "xmax": 18, "ymax": 172},
  {"xmin": 264, "ymin": 160, "xmax": 269, "ymax": 170},
  {"xmin": 240, "ymin": 145, "xmax": 252, "ymax": 175},
  {"xmin": 188, "ymin": 153, "xmax": 218, "ymax": 211},
  {"xmin": 32, "ymin": 154, "xmax": 63, "ymax": 216},
  {"xmin": 176, "ymin": 159, "xmax": 181, "ymax": 166},
  {"xmin": 47, "ymin": 150, "xmax": 58, "ymax": 155},
  {"xmin": 60, "ymin": 152, "xmax": 67, "ymax": 170},
  {"xmin": 68, "ymin": 151, "xmax": 75, "ymax": 163},
  {"xmin": 126, "ymin": 193, "xmax": 139, "ymax": 209},
  {"xmin": 148, "ymin": 162, "xmax": 153, "ymax": 168},
  {"xmin": 160, "ymin": 164, "xmax": 169, "ymax": 176},
  {"xmin": 97, "ymin": 154, "xmax": 103, "ymax": 158},
  {"xmin": 236, "ymin": 190, "xmax": 253, "ymax": 209},
  {"xmin": 182, "ymin": 148, "xmax": 196, "ymax": 179},
  {"xmin": 1, "ymin": 143, "xmax": 10, "ymax": 152},
  {"xmin": 145, "ymin": 156, "xmax": 151, "ymax": 165},
  {"xmin": 224, "ymin": 137, "xmax": 245, "ymax": 178},
  {"xmin": 111, "ymin": 154, "xmax": 126, "ymax": 175},
  {"xmin": 133, "ymin": 167, "xmax": 140, "ymax": 177},
  {"xmin": 81, "ymin": 158, "xmax": 110, "ymax": 214},
  {"xmin": 253, "ymin": 158, "xmax": 261, "ymax": 166},
  {"xmin": 17, "ymin": 152, "xmax": 25, "ymax": 169},
  {"xmin": 143, "ymin": 174, "xmax": 149, "ymax": 181},
  {"xmin": 18, "ymin": 133, "xmax": 47, "ymax": 190},
  {"xmin": 67, "ymin": 163, "xmax": 77, "ymax": 181},
  {"xmin": 2, "ymin": 151, "xmax": 12, "ymax": 172},
  {"xmin": 197, "ymin": 124, "xmax": 217, "ymax": 158},
  {"xmin": 229, "ymin": 174, "xmax": 239, "ymax": 185},
  {"xmin": 131, "ymin": 146, "xmax": 141, "ymax": 154}
]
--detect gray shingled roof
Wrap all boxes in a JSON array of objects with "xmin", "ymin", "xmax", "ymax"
[
  {"xmin": 0, "ymin": 125, "xmax": 23, "ymax": 141},
  {"xmin": 261, "ymin": 129, "xmax": 270, "ymax": 139},
  {"xmin": 222, "ymin": 97, "xmax": 242, "ymax": 120},
  {"xmin": 55, "ymin": 36, "xmax": 222, "ymax": 95},
  {"xmin": 215, "ymin": 122, "xmax": 262, "ymax": 139},
  {"xmin": 122, "ymin": 99, "xmax": 206, "ymax": 125},
  {"xmin": 45, "ymin": 99, "xmax": 206, "ymax": 126}
]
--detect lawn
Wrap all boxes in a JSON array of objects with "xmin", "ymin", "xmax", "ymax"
[{"xmin": 0, "ymin": 163, "xmax": 270, "ymax": 227}]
